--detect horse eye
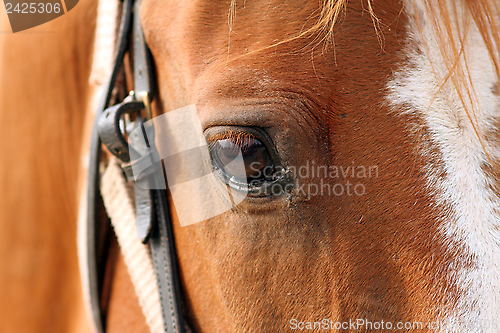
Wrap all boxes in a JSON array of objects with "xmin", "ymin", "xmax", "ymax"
[{"xmin": 209, "ymin": 133, "xmax": 275, "ymax": 183}]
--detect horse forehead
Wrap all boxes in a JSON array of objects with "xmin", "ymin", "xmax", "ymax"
[
  {"xmin": 141, "ymin": 0, "xmax": 406, "ymax": 112},
  {"xmin": 141, "ymin": 0, "xmax": 401, "ymax": 57}
]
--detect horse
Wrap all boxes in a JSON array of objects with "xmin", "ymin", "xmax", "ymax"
[{"xmin": 1, "ymin": 0, "xmax": 500, "ymax": 332}]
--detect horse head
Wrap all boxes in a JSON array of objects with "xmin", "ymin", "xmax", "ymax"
[{"xmin": 131, "ymin": 0, "xmax": 500, "ymax": 331}]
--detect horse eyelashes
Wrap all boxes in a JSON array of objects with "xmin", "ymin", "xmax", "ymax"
[{"xmin": 208, "ymin": 130, "xmax": 275, "ymax": 183}]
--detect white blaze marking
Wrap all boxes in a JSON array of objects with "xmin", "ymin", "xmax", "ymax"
[{"xmin": 387, "ymin": 1, "xmax": 500, "ymax": 331}]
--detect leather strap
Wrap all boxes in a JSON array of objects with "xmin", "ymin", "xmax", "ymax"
[
  {"xmin": 87, "ymin": 0, "xmax": 186, "ymax": 331},
  {"xmin": 150, "ymin": 185, "xmax": 185, "ymax": 333},
  {"xmin": 87, "ymin": 0, "xmax": 134, "ymax": 331},
  {"xmin": 132, "ymin": 0, "xmax": 155, "ymax": 102}
]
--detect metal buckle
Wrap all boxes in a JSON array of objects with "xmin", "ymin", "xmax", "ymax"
[
  {"xmin": 135, "ymin": 90, "xmax": 152, "ymax": 120},
  {"xmin": 97, "ymin": 90, "xmax": 153, "ymax": 162}
]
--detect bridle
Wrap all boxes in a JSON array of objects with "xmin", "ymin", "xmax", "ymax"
[{"xmin": 85, "ymin": 0, "xmax": 186, "ymax": 331}]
